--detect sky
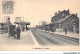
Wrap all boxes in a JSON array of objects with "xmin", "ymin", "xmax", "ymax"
[{"xmin": 0, "ymin": 0, "xmax": 79, "ymax": 27}]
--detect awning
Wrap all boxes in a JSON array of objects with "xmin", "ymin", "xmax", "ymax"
[
  {"xmin": 14, "ymin": 22, "xmax": 30, "ymax": 25},
  {"xmin": 44, "ymin": 23, "xmax": 55, "ymax": 27}
]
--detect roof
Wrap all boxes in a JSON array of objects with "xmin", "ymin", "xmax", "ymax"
[
  {"xmin": 55, "ymin": 15, "xmax": 72, "ymax": 24},
  {"xmin": 51, "ymin": 10, "xmax": 69, "ymax": 22},
  {"xmin": 0, "ymin": 22, "xmax": 12, "ymax": 25},
  {"xmin": 52, "ymin": 10, "xmax": 66, "ymax": 18},
  {"xmin": 14, "ymin": 22, "xmax": 30, "ymax": 25}
]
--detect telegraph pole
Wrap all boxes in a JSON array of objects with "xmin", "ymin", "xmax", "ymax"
[
  {"xmin": 23, "ymin": 16, "xmax": 24, "ymax": 21},
  {"xmin": 2, "ymin": 17, "xmax": 3, "ymax": 23},
  {"xmin": 26, "ymin": 18, "xmax": 27, "ymax": 22}
]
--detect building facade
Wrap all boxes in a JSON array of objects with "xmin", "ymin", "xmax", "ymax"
[
  {"xmin": 0, "ymin": 16, "xmax": 12, "ymax": 34},
  {"xmin": 51, "ymin": 9, "xmax": 79, "ymax": 33}
]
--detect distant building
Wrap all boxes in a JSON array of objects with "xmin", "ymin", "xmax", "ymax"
[
  {"xmin": 14, "ymin": 17, "xmax": 30, "ymax": 31},
  {"xmin": 0, "ymin": 16, "xmax": 12, "ymax": 34},
  {"xmin": 0, "ymin": 23, "xmax": 8, "ymax": 34},
  {"xmin": 51, "ymin": 9, "xmax": 79, "ymax": 33},
  {"xmin": 15, "ymin": 17, "xmax": 21, "ymax": 23}
]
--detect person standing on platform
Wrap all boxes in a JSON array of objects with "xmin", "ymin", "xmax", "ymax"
[
  {"xmin": 17, "ymin": 25, "xmax": 21, "ymax": 40},
  {"xmin": 65, "ymin": 26, "xmax": 67, "ymax": 35}
]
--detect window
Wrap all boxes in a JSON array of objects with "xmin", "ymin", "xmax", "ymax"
[
  {"xmin": 62, "ymin": 14, "xmax": 65, "ymax": 18},
  {"xmin": 62, "ymin": 14, "xmax": 64, "ymax": 16}
]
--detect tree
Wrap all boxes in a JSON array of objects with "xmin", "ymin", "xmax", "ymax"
[{"xmin": 41, "ymin": 21, "xmax": 47, "ymax": 26}]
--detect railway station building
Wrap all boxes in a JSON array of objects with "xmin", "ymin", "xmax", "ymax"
[{"xmin": 51, "ymin": 9, "xmax": 79, "ymax": 33}]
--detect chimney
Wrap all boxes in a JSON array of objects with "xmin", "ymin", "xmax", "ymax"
[
  {"xmin": 55, "ymin": 12, "xmax": 57, "ymax": 16},
  {"xmin": 75, "ymin": 13, "xmax": 77, "ymax": 16},
  {"xmin": 67, "ymin": 9, "xmax": 69, "ymax": 13},
  {"xmin": 58, "ymin": 11, "xmax": 61, "ymax": 13}
]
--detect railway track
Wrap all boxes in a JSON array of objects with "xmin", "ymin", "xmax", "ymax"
[{"xmin": 31, "ymin": 29, "xmax": 79, "ymax": 46}]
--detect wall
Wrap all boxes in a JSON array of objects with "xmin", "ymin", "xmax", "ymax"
[{"xmin": 62, "ymin": 15, "xmax": 79, "ymax": 32}]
